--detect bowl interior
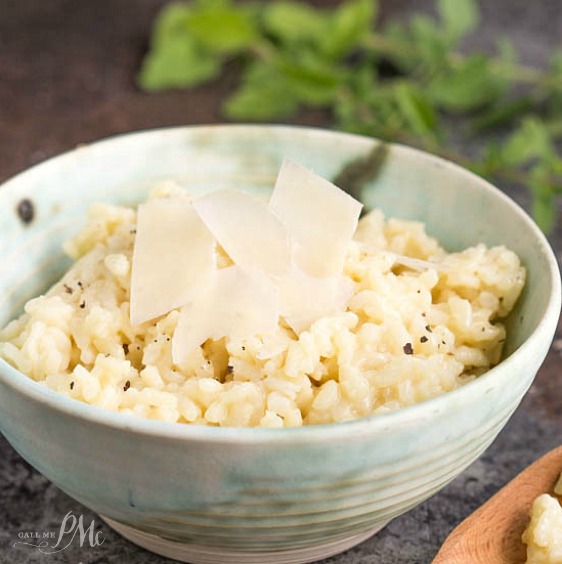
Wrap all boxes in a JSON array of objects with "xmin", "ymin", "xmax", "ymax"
[{"xmin": 0, "ymin": 125, "xmax": 556, "ymax": 363}]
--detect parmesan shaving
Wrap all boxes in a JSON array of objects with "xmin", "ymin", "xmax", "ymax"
[
  {"xmin": 172, "ymin": 266, "xmax": 280, "ymax": 364},
  {"xmin": 390, "ymin": 253, "xmax": 445, "ymax": 272},
  {"xmin": 269, "ymin": 158, "xmax": 363, "ymax": 278},
  {"xmin": 130, "ymin": 199, "xmax": 215, "ymax": 325},
  {"xmin": 279, "ymin": 266, "xmax": 355, "ymax": 334},
  {"xmin": 132, "ymin": 160, "xmax": 362, "ymax": 337},
  {"xmin": 193, "ymin": 189, "xmax": 292, "ymax": 276}
]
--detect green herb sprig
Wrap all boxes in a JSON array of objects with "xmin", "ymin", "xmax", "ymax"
[{"xmin": 138, "ymin": 0, "xmax": 562, "ymax": 231}]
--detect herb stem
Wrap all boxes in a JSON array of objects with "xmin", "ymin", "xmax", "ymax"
[{"xmin": 362, "ymin": 33, "xmax": 558, "ymax": 89}]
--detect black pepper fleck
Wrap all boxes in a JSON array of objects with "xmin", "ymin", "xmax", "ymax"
[
  {"xmin": 123, "ymin": 380, "xmax": 131, "ymax": 392},
  {"xmin": 63, "ymin": 284, "xmax": 73, "ymax": 294},
  {"xmin": 241, "ymin": 346, "xmax": 246, "ymax": 351},
  {"xmin": 227, "ymin": 365, "xmax": 234, "ymax": 374},
  {"xmin": 403, "ymin": 343, "xmax": 414, "ymax": 355},
  {"xmin": 17, "ymin": 199, "xmax": 35, "ymax": 224},
  {"xmin": 122, "ymin": 343, "xmax": 129, "ymax": 355},
  {"xmin": 70, "ymin": 381, "xmax": 74, "ymax": 390},
  {"xmin": 79, "ymin": 301, "xmax": 86, "ymax": 309},
  {"xmin": 420, "ymin": 336, "xmax": 428, "ymax": 343},
  {"xmin": 425, "ymin": 325, "xmax": 432, "ymax": 332},
  {"xmin": 77, "ymin": 281, "xmax": 83, "ymax": 288}
]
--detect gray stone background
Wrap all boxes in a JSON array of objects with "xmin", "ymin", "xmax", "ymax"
[{"xmin": 0, "ymin": 1, "xmax": 561, "ymax": 563}]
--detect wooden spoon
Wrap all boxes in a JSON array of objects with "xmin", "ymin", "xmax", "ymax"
[{"xmin": 433, "ymin": 445, "xmax": 562, "ymax": 564}]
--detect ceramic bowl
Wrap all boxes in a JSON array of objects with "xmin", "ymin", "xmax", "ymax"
[{"xmin": 0, "ymin": 125, "xmax": 559, "ymax": 564}]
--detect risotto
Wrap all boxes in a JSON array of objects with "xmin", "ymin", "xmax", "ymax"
[
  {"xmin": 523, "ymin": 472, "xmax": 562, "ymax": 564},
  {"xmin": 0, "ymin": 165, "xmax": 525, "ymax": 428}
]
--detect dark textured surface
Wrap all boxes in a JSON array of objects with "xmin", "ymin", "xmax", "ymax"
[{"xmin": 1, "ymin": 1, "xmax": 561, "ymax": 563}]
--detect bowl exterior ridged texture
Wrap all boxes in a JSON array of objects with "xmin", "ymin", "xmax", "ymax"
[
  {"xmin": 0, "ymin": 126, "xmax": 559, "ymax": 555},
  {"xmin": 0, "ymin": 374, "xmax": 532, "ymax": 550}
]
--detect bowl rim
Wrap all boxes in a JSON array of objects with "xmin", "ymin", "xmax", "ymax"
[{"xmin": 0, "ymin": 123, "xmax": 560, "ymax": 444}]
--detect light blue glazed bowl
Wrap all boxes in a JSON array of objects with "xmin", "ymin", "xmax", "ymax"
[{"xmin": 0, "ymin": 125, "xmax": 559, "ymax": 564}]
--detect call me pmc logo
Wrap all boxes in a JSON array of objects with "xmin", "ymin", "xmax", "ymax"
[{"xmin": 13, "ymin": 511, "xmax": 105, "ymax": 554}]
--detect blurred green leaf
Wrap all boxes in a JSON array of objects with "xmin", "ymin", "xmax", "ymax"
[
  {"xmin": 184, "ymin": 1, "xmax": 259, "ymax": 54},
  {"xmin": 532, "ymin": 194, "xmax": 556, "ymax": 232},
  {"xmin": 278, "ymin": 53, "xmax": 345, "ymax": 106},
  {"xmin": 378, "ymin": 21, "xmax": 417, "ymax": 72},
  {"xmin": 553, "ymin": 158, "xmax": 562, "ymax": 176},
  {"xmin": 394, "ymin": 83, "xmax": 438, "ymax": 139},
  {"xmin": 529, "ymin": 164, "xmax": 557, "ymax": 232},
  {"xmin": 138, "ymin": 34, "xmax": 220, "ymax": 91},
  {"xmin": 472, "ymin": 97, "xmax": 535, "ymax": 131},
  {"xmin": 550, "ymin": 50, "xmax": 562, "ymax": 76},
  {"xmin": 150, "ymin": 3, "xmax": 191, "ymax": 48},
  {"xmin": 138, "ymin": 2, "xmax": 222, "ymax": 90},
  {"xmin": 475, "ymin": 142, "xmax": 504, "ymax": 176},
  {"xmin": 322, "ymin": 0, "xmax": 377, "ymax": 59},
  {"xmin": 501, "ymin": 118, "xmax": 553, "ymax": 166},
  {"xmin": 497, "ymin": 37, "xmax": 517, "ymax": 67},
  {"xmin": 224, "ymin": 63, "xmax": 299, "ymax": 120},
  {"xmin": 437, "ymin": 0, "xmax": 479, "ymax": 43},
  {"xmin": 430, "ymin": 55, "xmax": 502, "ymax": 111},
  {"xmin": 548, "ymin": 51, "xmax": 562, "ymax": 117},
  {"xmin": 409, "ymin": 15, "xmax": 450, "ymax": 70},
  {"xmin": 262, "ymin": 2, "xmax": 328, "ymax": 47}
]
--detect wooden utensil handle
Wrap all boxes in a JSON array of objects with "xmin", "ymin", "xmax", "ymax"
[{"xmin": 433, "ymin": 446, "xmax": 562, "ymax": 564}]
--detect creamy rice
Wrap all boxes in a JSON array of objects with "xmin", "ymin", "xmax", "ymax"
[
  {"xmin": 522, "ymin": 472, "xmax": 562, "ymax": 563},
  {"xmin": 523, "ymin": 494, "xmax": 562, "ymax": 564},
  {"xmin": 0, "ymin": 186, "xmax": 526, "ymax": 427}
]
